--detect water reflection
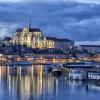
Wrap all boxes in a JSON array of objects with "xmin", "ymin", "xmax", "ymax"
[{"xmin": 0, "ymin": 65, "xmax": 100, "ymax": 100}]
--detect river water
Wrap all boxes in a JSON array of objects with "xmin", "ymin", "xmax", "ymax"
[{"xmin": 0, "ymin": 65, "xmax": 100, "ymax": 100}]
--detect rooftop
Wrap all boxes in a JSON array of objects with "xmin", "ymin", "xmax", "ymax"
[
  {"xmin": 46, "ymin": 36, "xmax": 72, "ymax": 42},
  {"xmin": 3, "ymin": 37, "xmax": 11, "ymax": 41}
]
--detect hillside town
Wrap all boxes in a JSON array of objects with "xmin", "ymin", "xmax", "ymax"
[{"xmin": 0, "ymin": 24, "xmax": 100, "ymax": 63}]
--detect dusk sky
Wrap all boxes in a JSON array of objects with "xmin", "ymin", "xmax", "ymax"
[{"xmin": 0, "ymin": 0, "xmax": 100, "ymax": 44}]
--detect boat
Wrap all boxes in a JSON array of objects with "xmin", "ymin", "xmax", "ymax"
[
  {"xmin": 51, "ymin": 67, "xmax": 62, "ymax": 77},
  {"xmin": 88, "ymin": 72, "xmax": 100, "ymax": 80},
  {"xmin": 69, "ymin": 69, "xmax": 86, "ymax": 80},
  {"xmin": 52, "ymin": 70, "xmax": 62, "ymax": 77}
]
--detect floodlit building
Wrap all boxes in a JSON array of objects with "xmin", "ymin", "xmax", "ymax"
[
  {"xmin": 11, "ymin": 25, "xmax": 74, "ymax": 50},
  {"xmin": 12, "ymin": 27, "xmax": 47, "ymax": 49}
]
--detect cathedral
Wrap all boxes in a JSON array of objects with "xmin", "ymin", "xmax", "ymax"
[{"xmin": 11, "ymin": 24, "xmax": 74, "ymax": 50}]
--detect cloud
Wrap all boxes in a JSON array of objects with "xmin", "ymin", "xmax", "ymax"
[
  {"xmin": 74, "ymin": 0, "xmax": 100, "ymax": 4},
  {"xmin": 0, "ymin": 23, "xmax": 18, "ymax": 38},
  {"xmin": 0, "ymin": 0, "xmax": 100, "ymax": 4},
  {"xmin": 0, "ymin": 1, "xmax": 100, "ymax": 43},
  {"xmin": 0, "ymin": 0, "xmax": 28, "ymax": 3}
]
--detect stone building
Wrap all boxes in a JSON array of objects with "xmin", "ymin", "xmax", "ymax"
[
  {"xmin": 12, "ymin": 27, "xmax": 47, "ymax": 49},
  {"xmin": 11, "ymin": 26, "xmax": 74, "ymax": 50}
]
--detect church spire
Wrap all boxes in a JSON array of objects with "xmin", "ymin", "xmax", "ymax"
[{"xmin": 29, "ymin": 19, "xmax": 32, "ymax": 28}]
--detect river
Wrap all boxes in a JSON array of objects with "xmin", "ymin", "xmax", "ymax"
[{"xmin": 0, "ymin": 65, "xmax": 100, "ymax": 100}]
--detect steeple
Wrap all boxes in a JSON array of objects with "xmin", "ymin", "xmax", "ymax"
[{"xmin": 29, "ymin": 19, "xmax": 32, "ymax": 28}]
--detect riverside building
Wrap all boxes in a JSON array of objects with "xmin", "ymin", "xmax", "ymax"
[{"xmin": 11, "ymin": 25, "xmax": 74, "ymax": 50}]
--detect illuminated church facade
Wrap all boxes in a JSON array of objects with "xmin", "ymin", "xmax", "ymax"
[{"xmin": 11, "ymin": 25, "xmax": 74, "ymax": 50}]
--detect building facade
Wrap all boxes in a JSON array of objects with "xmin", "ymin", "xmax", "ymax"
[
  {"xmin": 12, "ymin": 27, "xmax": 47, "ymax": 49},
  {"xmin": 46, "ymin": 37, "xmax": 74, "ymax": 50},
  {"xmin": 11, "ymin": 27, "xmax": 74, "ymax": 50}
]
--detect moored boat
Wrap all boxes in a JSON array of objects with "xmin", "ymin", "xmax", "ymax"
[
  {"xmin": 52, "ymin": 70, "xmax": 62, "ymax": 77},
  {"xmin": 69, "ymin": 69, "xmax": 86, "ymax": 80},
  {"xmin": 51, "ymin": 66, "xmax": 62, "ymax": 77}
]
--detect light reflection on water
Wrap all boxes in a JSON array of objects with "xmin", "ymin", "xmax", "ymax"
[{"xmin": 0, "ymin": 65, "xmax": 100, "ymax": 100}]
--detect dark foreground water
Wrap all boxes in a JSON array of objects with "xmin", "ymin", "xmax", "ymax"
[{"xmin": 0, "ymin": 65, "xmax": 100, "ymax": 100}]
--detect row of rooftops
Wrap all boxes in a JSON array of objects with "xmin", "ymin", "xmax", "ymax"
[{"xmin": 46, "ymin": 37, "xmax": 72, "ymax": 42}]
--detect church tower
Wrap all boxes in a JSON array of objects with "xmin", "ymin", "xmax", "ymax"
[{"xmin": 29, "ymin": 19, "xmax": 32, "ymax": 28}]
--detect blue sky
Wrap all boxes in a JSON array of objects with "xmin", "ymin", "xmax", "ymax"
[{"xmin": 0, "ymin": 0, "xmax": 100, "ymax": 44}]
